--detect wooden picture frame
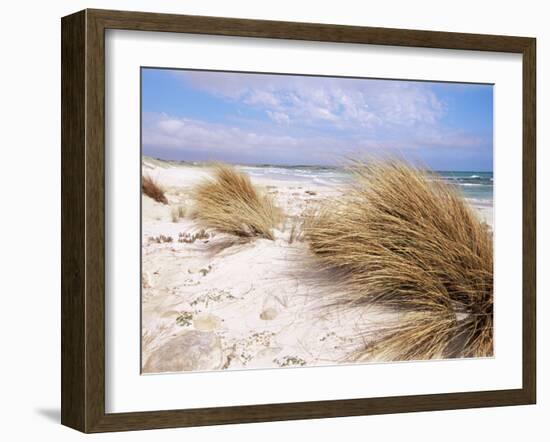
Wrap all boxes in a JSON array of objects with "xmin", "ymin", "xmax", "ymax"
[{"xmin": 61, "ymin": 8, "xmax": 536, "ymax": 433}]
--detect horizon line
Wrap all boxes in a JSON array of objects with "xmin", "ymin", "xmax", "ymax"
[{"xmin": 142, "ymin": 155, "xmax": 494, "ymax": 173}]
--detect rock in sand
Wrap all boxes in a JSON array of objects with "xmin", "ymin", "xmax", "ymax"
[{"xmin": 144, "ymin": 331, "xmax": 223, "ymax": 372}]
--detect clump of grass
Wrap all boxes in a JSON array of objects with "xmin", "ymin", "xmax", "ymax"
[
  {"xmin": 287, "ymin": 215, "xmax": 308, "ymax": 244},
  {"xmin": 148, "ymin": 234, "xmax": 173, "ymax": 244},
  {"xmin": 175, "ymin": 311, "xmax": 193, "ymax": 327},
  {"xmin": 171, "ymin": 205, "xmax": 187, "ymax": 222},
  {"xmin": 142, "ymin": 174, "xmax": 168, "ymax": 204},
  {"xmin": 273, "ymin": 355, "xmax": 307, "ymax": 367},
  {"xmin": 178, "ymin": 229, "xmax": 211, "ymax": 244},
  {"xmin": 304, "ymin": 160, "xmax": 493, "ymax": 361},
  {"xmin": 192, "ymin": 164, "xmax": 283, "ymax": 240}
]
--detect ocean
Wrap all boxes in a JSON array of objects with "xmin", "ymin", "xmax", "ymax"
[{"xmin": 238, "ymin": 165, "xmax": 493, "ymax": 208}]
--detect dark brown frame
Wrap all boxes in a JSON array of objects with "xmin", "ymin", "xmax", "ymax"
[{"xmin": 61, "ymin": 8, "xmax": 536, "ymax": 433}]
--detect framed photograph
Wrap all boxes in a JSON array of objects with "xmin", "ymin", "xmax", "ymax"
[{"xmin": 61, "ymin": 9, "xmax": 536, "ymax": 433}]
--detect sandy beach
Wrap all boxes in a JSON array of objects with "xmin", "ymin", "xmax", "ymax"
[{"xmin": 141, "ymin": 157, "xmax": 493, "ymax": 373}]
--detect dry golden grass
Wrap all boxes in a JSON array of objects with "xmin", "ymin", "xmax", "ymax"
[
  {"xmin": 286, "ymin": 216, "xmax": 307, "ymax": 244},
  {"xmin": 304, "ymin": 160, "xmax": 493, "ymax": 361},
  {"xmin": 171, "ymin": 205, "xmax": 187, "ymax": 222},
  {"xmin": 142, "ymin": 174, "xmax": 168, "ymax": 204},
  {"xmin": 192, "ymin": 164, "xmax": 283, "ymax": 240}
]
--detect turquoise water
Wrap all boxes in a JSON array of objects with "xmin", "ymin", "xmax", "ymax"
[
  {"xmin": 239, "ymin": 165, "xmax": 493, "ymax": 207},
  {"xmin": 435, "ymin": 171, "xmax": 493, "ymax": 207}
]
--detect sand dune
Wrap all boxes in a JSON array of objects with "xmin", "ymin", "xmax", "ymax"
[{"xmin": 141, "ymin": 158, "xmax": 493, "ymax": 373}]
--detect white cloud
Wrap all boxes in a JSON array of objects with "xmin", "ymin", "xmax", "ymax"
[
  {"xmin": 142, "ymin": 110, "xmax": 488, "ymax": 166},
  {"xmin": 142, "ymin": 112, "xmax": 355, "ymax": 164},
  {"xmin": 175, "ymin": 71, "xmax": 446, "ymax": 130},
  {"xmin": 266, "ymin": 110, "xmax": 290, "ymax": 124},
  {"xmin": 142, "ymin": 72, "xmax": 490, "ymax": 166},
  {"xmin": 245, "ymin": 90, "xmax": 280, "ymax": 107}
]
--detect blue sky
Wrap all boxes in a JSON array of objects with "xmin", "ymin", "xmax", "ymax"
[{"xmin": 142, "ymin": 68, "xmax": 493, "ymax": 171}]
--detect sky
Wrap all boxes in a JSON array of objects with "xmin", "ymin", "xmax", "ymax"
[{"xmin": 141, "ymin": 68, "xmax": 493, "ymax": 171}]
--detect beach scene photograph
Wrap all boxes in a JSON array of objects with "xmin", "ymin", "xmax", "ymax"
[{"xmin": 140, "ymin": 68, "xmax": 494, "ymax": 374}]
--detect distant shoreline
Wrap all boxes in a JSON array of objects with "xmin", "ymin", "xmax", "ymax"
[
  {"xmin": 143, "ymin": 156, "xmax": 494, "ymax": 211},
  {"xmin": 142, "ymin": 155, "xmax": 493, "ymax": 173}
]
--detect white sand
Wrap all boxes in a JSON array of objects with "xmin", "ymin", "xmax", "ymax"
[{"xmin": 141, "ymin": 159, "xmax": 493, "ymax": 373}]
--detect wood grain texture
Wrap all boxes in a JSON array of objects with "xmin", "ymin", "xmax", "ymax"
[
  {"xmin": 61, "ymin": 10, "xmax": 86, "ymax": 432},
  {"xmin": 89, "ymin": 8, "xmax": 532, "ymax": 52},
  {"xmin": 61, "ymin": 8, "xmax": 537, "ymax": 433},
  {"xmin": 522, "ymin": 38, "xmax": 536, "ymax": 403},
  {"xmin": 85, "ymin": 9, "xmax": 107, "ymax": 432}
]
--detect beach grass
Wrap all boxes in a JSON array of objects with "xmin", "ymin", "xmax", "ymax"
[
  {"xmin": 192, "ymin": 164, "xmax": 283, "ymax": 240},
  {"xmin": 142, "ymin": 174, "xmax": 168, "ymax": 204},
  {"xmin": 304, "ymin": 160, "xmax": 493, "ymax": 360},
  {"xmin": 171, "ymin": 205, "xmax": 187, "ymax": 222}
]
